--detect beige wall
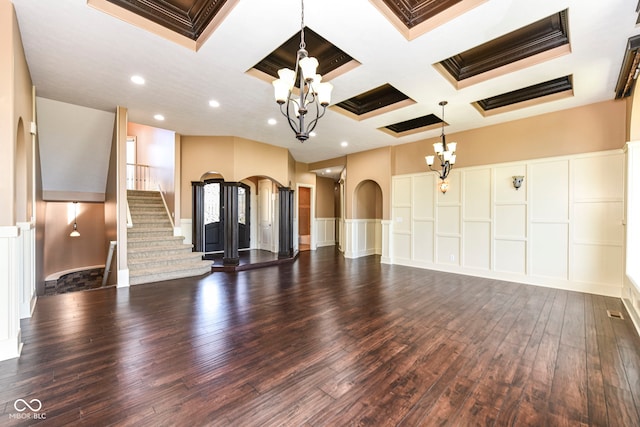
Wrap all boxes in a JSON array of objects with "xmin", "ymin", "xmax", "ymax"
[
  {"xmin": 393, "ymin": 100, "xmax": 626, "ymax": 176},
  {"xmin": 43, "ymin": 202, "xmax": 106, "ymax": 277},
  {"xmin": 354, "ymin": 180, "xmax": 383, "ymax": 219},
  {"xmin": 316, "ymin": 176, "xmax": 335, "ymax": 218},
  {"xmin": 180, "ymin": 135, "xmax": 290, "ymax": 218},
  {"xmin": 0, "ymin": 2, "xmax": 33, "ymax": 226},
  {"xmin": 345, "ymin": 146, "xmax": 392, "ymax": 220}
]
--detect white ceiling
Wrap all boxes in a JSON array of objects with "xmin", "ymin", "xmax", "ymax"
[{"xmin": 12, "ymin": 0, "xmax": 640, "ymax": 165}]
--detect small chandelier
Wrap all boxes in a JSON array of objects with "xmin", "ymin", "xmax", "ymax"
[
  {"xmin": 272, "ymin": 0, "xmax": 333, "ymax": 142},
  {"xmin": 426, "ymin": 101, "xmax": 457, "ymax": 193}
]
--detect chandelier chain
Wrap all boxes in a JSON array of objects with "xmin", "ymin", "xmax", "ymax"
[{"xmin": 299, "ymin": 0, "xmax": 306, "ymax": 50}]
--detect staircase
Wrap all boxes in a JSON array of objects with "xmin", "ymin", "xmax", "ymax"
[{"xmin": 127, "ymin": 190, "xmax": 211, "ymax": 285}]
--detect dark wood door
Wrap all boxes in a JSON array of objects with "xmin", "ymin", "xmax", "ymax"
[
  {"xmin": 204, "ymin": 180, "xmax": 223, "ymax": 252},
  {"xmin": 238, "ymin": 184, "xmax": 250, "ymax": 249}
]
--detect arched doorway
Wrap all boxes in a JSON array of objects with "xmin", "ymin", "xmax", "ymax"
[{"xmin": 348, "ymin": 179, "xmax": 383, "ymax": 258}]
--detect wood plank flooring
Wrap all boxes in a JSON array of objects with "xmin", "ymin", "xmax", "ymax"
[{"xmin": 1, "ymin": 247, "xmax": 639, "ymax": 426}]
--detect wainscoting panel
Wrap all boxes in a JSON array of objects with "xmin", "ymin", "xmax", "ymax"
[
  {"xmin": 0, "ymin": 226, "xmax": 22, "ymax": 361},
  {"xmin": 464, "ymin": 221, "xmax": 490, "ymax": 270},
  {"xmin": 389, "ymin": 149, "xmax": 625, "ymax": 297},
  {"xmin": 413, "ymin": 220, "xmax": 433, "ymax": 262},
  {"xmin": 530, "ymin": 222, "xmax": 569, "ymax": 279},
  {"xmin": 344, "ymin": 219, "xmax": 381, "ymax": 258},
  {"xmin": 495, "ymin": 204, "xmax": 526, "ymax": 238},
  {"xmin": 494, "ymin": 240, "xmax": 526, "ymax": 274},
  {"xmin": 437, "ymin": 236, "xmax": 460, "ymax": 265},
  {"xmin": 316, "ymin": 218, "xmax": 336, "ymax": 247}
]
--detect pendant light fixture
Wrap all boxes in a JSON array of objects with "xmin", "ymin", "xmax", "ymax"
[
  {"xmin": 70, "ymin": 202, "xmax": 80, "ymax": 237},
  {"xmin": 272, "ymin": 0, "xmax": 333, "ymax": 142},
  {"xmin": 426, "ymin": 101, "xmax": 457, "ymax": 193}
]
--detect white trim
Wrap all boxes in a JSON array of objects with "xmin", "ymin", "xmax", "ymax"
[
  {"xmin": 45, "ymin": 264, "xmax": 106, "ymax": 281},
  {"xmin": 117, "ymin": 268, "xmax": 130, "ymax": 288},
  {"xmin": 296, "ymin": 183, "xmax": 316, "ymax": 250}
]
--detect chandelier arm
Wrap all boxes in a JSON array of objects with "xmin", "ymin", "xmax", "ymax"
[{"xmin": 281, "ymin": 102, "xmax": 301, "ymax": 135}]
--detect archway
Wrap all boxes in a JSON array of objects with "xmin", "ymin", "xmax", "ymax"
[{"xmin": 349, "ymin": 179, "xmax": 383, "ymax": 257}]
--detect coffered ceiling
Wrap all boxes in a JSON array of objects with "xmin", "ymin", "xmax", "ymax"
[{"xmin": 11, "ymin": 0, "xmax": 640, "ymax": 166}]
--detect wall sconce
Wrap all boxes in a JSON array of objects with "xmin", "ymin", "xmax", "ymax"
[
  {"xmin": 70, "ymin": 202, "xmax": 80, "ymax": 237},
  {"xmin": 439, "ymin": 179, "xmax": 450, "ymax": 194},
  {"xmin": 512, "ymin": 176, "xmax": 524, "ymax": 190}
]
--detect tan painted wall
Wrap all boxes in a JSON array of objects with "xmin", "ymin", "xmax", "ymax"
[
  {"xmin": 345, "ymin": 146, "xmax": 392, "ymax": 219},
  {"xmin": 233, "ymin": 137, "xmax": 289, "ymax": 184},
  {"xmin": 393, "ymin": 100, "xmax": 626, "ymax": 176},
  {"xmin": 0, "ymin": 2, "xmax": 33, "ymax": 226},
  {"xmin": 354, "ymin": 180, "xmax": 383, "ymax": 219},
  {"xmin": 180, "ymin": 136, "xmax": 290, "ymax": 218},
  {"xmin": 295, "ymin": 161, "xmax": 316, "ymax": 186},
  {"xmin": 43, "ymin": 202, "xmax": 106, "ymax": 277},
  {"xmin": 0, "ymin": 1, "xmax": 15, "ymax": 226},
  {"xmin": 316, "ymin": 176, "xmax": 335, "ymax": 218}
]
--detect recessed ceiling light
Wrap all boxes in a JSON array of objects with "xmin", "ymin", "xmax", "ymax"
[
  {"xmin": 154, "ymin": 114, "xmax": 165, "ymax": 121},
  {"xmin": 325, "ymin": 169, "xmax": 331, "ymax": 173},
  {"xmin": 268, "ymin": 118, "xmax": 277, "ymax": 125},
  {"xmin": 341, "ymin": 141, "xmax": 348, "ymax": 147},
  {"xmin": 131, "ymin": 75, "xmax": 145, "ymax": 85},
  {"xmin": 309, "ymin": 131, "xmax": 317, "ymax": 137},
  {"xmin": 209, "ymin": 100, "xmax": 220, "ymax": 108}
]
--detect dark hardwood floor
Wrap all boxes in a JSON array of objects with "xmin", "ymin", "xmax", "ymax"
[{"xmin": 1, "ymin": 247, "xmax": 639, "ymax": 426}]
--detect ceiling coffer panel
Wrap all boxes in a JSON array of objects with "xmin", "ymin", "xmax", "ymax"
[
  {"xmin": 335, "ymin": 84, "xmax": 412, "ymax": 116},
  {"xmin": 438, "ymin": 9, "xmax": 569, "ymax": 82},
  {"xmin": 105, "ymin": 0, "xmax": 230, "ymax": 40},
  {"xmin": 380, "ymin": 0, "xmax": 464, "ymax": 29},
  {"xmin": 252, "ymin": 27, "xmax": 354, "ymax": 80},
  {"xmin": 614, "ymin": 35, "xmax": 640, "ymax": 99},
  {"xmin": 476, "ymin": 75, "xmax": 573, "ymax": 111},
  {"xmin": 383, "ymin": 113, "xmax": 442, "ymax": 134}
]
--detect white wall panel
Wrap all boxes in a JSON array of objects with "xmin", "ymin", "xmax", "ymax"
[
  {"xmin": 393, "ymin": 233, "xmax": 411, "ymax": 260},
  {"xmin": 574, "ymin": 202, "xmax": 624, "ymax": 245},
  {"xmin": 573, "ymin": 154, "xmax": 624, "ymax": 201},
  {"xmin": 464, "ymin": 169, "xmax": 491, "ymax": 219},
  {"xmin": 495, "ymin": 165, "xmax": 527, "ymax": 203},
  {"xmin": 495, "ymin": 205, "xmax": 526, "ymax": 238},
  {"xmin": 393, "ymin": 176, "xmax": 412, "ymax": 205},
  {"xmin": 464, "ymin": 222, "xmax": 490, "ymax": 269},
  {"xmin": 393, "ymin": 207, "xmax": 411, "ymax": 233},
  {"xmin": 413, "ymin": 174, "xmax": 434, "ymax": 218},
  {"xmin": 495, "ymin": 240, "xmax": 526, "ymax": 274},
  {"xmin": 437, "ymin": 206, "xmax": 460, "ymax": 234},
  {"xmin": 413, "ymin": 220, "xmax": 434, "ymax": 262},
  {"xmin": 530, "ymin": 160, "xmax": 569, "ymax": 221},
  {"xmin": 572, "ymin": 245, "xmax": 623, "ymax": 285},
  {"xmin": 531, "ymin": 223, "xmax": 568, "ymax": 279},
  {"xmin": 437, "ymin": 236, "xmax": 460, "ymax": 265}
]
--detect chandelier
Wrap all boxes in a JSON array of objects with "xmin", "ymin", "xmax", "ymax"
[
  {"xmin": 426, "ymin": 101, "xmax": 457, "ymax": 193},
  {"xmin": 272, "ymin": 0, "xmax": 333, "ymax": 142}
]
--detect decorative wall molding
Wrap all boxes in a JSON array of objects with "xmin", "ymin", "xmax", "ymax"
[
  {"xmin": 391, "ymin": 149, "xmax": 626, "ymax": 298},
  {"xmin": 344, "ymin": 219, "xmax": 382, "ymax": 259},
  {"xmin": 0, "ymin": 227, "xmax": 23, "ymax": 361},
  {"xmin": 315, "ymin": 218, "xmax": 336, "ymax": 248}
]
